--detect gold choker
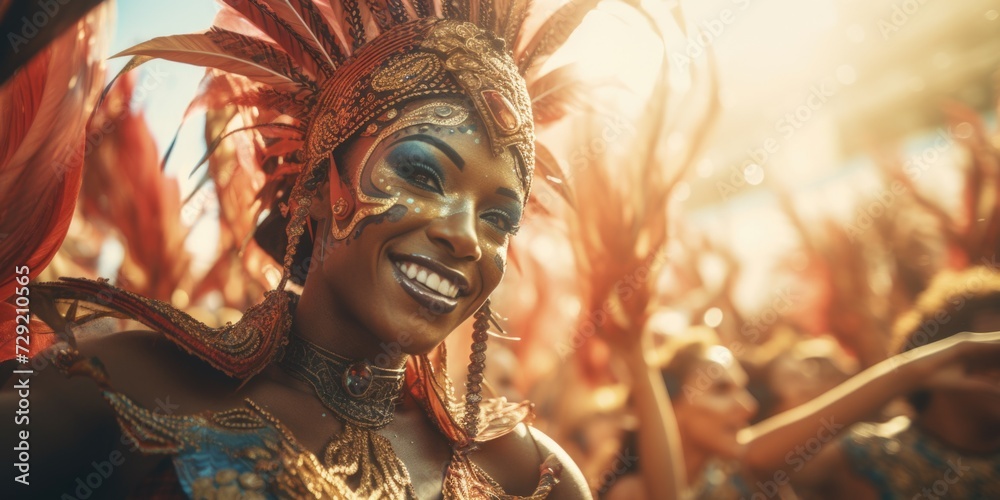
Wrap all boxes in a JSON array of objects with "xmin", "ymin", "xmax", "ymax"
[{"xmin": 279, "ymin": 335, "xmax": 405, "ymax": 429}]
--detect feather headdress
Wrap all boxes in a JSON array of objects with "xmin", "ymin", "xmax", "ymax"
[
  {"xmin": 109, "ymin": 0, "xmax": 597, "ymax": 289},
  {"xmin": 34, "ymin": 0, "xmax": 604, "ymax": 388}
]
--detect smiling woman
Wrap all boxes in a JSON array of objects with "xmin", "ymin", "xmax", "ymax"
[
  {"xmin": 298, "ymin": 99, "xmax": 527, "ymax": 356},
  {"xmin": 0, "ymin": 0, "xmax": 625, "ymax": 498}
]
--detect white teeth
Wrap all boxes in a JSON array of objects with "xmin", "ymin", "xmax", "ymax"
[
  {"xmin": 426, "ymin": 273, "xmax": 441, "ymax": 290},
  {"xmin": 437, "ymin": 279, "xmax": 452, "ymax": 296},
  {"xmin": 395, "ymin": 260, "xmax": 463, "ymax": 298}
]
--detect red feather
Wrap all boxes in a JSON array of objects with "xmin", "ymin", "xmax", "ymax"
[
  {"xmin": 0, "ymin": 5, "xmax": 109, "ymax": 360},
  {"xmin": 113, "ymin": 33, "xmax": 309, "ymax": 94},
  {"xmin": 221, "ymin": 0, "xmax": 335, "ymax": 78}
]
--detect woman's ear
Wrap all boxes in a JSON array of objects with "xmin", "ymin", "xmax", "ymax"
[
  {"xmin": 309, "ymin": 175, "xmax": 332, "ymax": 220},
  {"xmin": 308, "ymin": 153, "xmax": 358, "ymax": 237},
  {"xmin": 327, "ymin": 152, "xmax": 358, "ymax": 223}
]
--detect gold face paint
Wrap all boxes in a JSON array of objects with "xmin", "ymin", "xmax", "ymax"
[{"xmin": 330, "ymin": 101, "xmax": 473, "ymax": 240}]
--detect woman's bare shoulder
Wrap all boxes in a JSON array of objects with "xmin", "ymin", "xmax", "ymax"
[
  {"xmin": 476, "ymin": 423, "xmax": 593, "ymax": 499},
  {"xmin": 49, "ymin": 323, "xmax": 239, "ymax": 411}
]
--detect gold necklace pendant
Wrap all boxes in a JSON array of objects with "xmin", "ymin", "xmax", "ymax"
[
  {"xmin": 322, "ymin": 422, "xmax": 418, "ymax": 498},
  {"xmin": 344, "ymin": 361, "xmax": 375, "ymax": 397},
  {"xmin": 277, "ymin": 336, "xmax": 419, "ymax": 497},
  {"xmin": 279, "ymin": 335, "xmax": 405, "ymax": 429}
]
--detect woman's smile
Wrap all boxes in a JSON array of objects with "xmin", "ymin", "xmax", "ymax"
[{"xmin": 389, "ymin": 252, "xmax": 471, "ymax": 314}]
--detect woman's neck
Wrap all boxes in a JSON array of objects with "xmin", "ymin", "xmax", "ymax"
[
  {"xmin": 291, "ymin": 268, "xmax": 408, "ymax": 371},
  {"xmin": 682, "ymin": 440, "xmax": 710, "ymax": 486}
]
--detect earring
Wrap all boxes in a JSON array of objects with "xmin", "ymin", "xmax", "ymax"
[
  {"xmin": 462, "ymin": 299, "xmax": 491, "ymax": 439},
  {"xmin": 325, "ymin": 152, "xmax": 355, "ymax": 223},
  {"xmin": 332, "ymin": 196, "xmax": 349, "ymax": 218}
]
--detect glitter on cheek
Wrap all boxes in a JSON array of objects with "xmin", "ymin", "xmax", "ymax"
[
  {"xmin": 406, "ymin": 198, "xmax": 414, "ymax": 204},
  {"xmin": 415, "ymin": 207, "xmax": 421, "ymax": 213}
]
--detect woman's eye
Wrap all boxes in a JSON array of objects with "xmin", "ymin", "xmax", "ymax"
[
  {"xmin": 482, "ymin": 211, "xmax": 520, "ymax": 235},
  {"xmin": 396, "ymin": 162, "xmax": 443, "ymax": 193}
]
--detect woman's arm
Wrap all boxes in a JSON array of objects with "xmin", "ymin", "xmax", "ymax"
[
  {"xmin": 476, "ymin": 422, "xmax": 594, "ymax": 499},
  {"xmin": 525, "ymin": 425, "xmax": 594, "ymax": 500},
  {"xmin": 619, "ymin": 343, "xmax": 685, "ymax": 499},
  {"xmin": 740, "ymin": 331, "xmax": 1000, "ymax": 485}
]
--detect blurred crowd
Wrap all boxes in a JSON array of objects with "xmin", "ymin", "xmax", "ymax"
[{"xmin": 480, "ymin": 76, "xmax": 1000, "ymax": 497}]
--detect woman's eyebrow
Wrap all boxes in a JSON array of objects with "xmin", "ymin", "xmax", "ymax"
[
  {"xmin": 495, "ymin": 187, "xmax": 522, "ymax": 203},
  {"xmin": 389, "ymin": 133, "xmax": 465, "ymax": 171}
]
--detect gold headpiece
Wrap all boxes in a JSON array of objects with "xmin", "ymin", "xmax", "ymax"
[
  {"xmin": 294, "ymin": 17, "xmax": 535, "ymax": 248},
  {"xmin": 112, "ymin": 0, "xmax": 595, "ymax": 290}
]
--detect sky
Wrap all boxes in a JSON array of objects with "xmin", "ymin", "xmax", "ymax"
[
  {"xmin": 111, "ymin": 0, "xmax": 219, "ymax": 183},
  {"xmin": 109, "ymin": 1, "xmax": 222, "ymax": 273}
]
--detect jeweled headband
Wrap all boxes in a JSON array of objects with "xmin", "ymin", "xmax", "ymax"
[{"xmin": 303, "ymin": 18, "xmax": 532, "ymax": 178}]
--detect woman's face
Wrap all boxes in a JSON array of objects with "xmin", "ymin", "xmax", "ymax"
[
  {"xmin": 673, "ymin": 347, "xmax": 758, "ymax": 459},
  {"xmin": 313, "ymin": 99, "xmax": 524, "ymax": 355}
]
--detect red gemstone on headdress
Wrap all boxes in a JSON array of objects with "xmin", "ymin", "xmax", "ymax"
[
  {"xmin": 344, "ymin": 362, "xmax": 374, "ymax": 397},
  {"xmin": 481, "ymin": 90, "xmax": 520, "ymax": 133}
]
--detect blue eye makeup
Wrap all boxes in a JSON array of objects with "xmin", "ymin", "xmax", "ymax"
[
  {"xmin": 482, "ymin": 208, "xmax": 521, "ymax": 235},
  {"xmin": 488, "ymin": 188, "xmax": 523, "ymax": 235},
  {"xmin": 383, "ymin": 135, "xmax": 523, "ymax": 236},
  {"xmin": 386, "ymin": 142, "xmax": 446, "ymax": 194}
]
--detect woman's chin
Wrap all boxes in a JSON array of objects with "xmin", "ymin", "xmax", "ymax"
[
  {"xmin": 401, "ymin": 331, "xmax": 451, "ymax": 356},
  {"xmin": 699, "ymin": 436, "xmax": 742, "ymax": 460},
  {"xmin": 391, "ymin": 309, "xmax": 465, "ymax": 353},
  {"xmin": 373, "ymin": 320, "xmax": 451, "ymax": 358},
  {"xmin": 719, "ymin": 439, "xmax": 745, "ymax": 460}
]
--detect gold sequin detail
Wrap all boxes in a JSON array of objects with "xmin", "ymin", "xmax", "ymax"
[{"xmin": 371, "ymin": 52, "xmax": 443, "ymax": 92}]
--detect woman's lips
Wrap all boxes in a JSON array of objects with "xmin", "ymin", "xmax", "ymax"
[
  {"xmin": 391, "ymin": 260, "xmax": 459, "ymax": 315},
  {"xmin": 389, "ymin": 252, "xmax": 470, "ymax": 295}
]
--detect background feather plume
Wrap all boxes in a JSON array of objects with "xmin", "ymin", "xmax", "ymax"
[{"xmin": 0, "ymin": 5, "xmax": 110, "ymax": 358}]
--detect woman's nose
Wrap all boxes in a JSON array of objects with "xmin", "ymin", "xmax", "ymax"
[{"xmin": 426, "ymin": 209, "xmax": 483, "ymax": 261}]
